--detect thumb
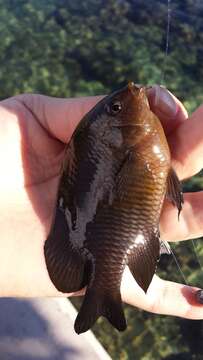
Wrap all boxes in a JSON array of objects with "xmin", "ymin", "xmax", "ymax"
[{"xmin": 13, "ymin": 93, "xmax": 104, "ymax": 143}]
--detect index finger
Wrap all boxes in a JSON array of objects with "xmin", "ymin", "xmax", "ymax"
[
  {"xmin": 148, "ymin": 87, "xmax": 203, "ymax": 179},
  {"xmin": 147, "ymin": 85, "xmax": 188, "ymax": 134},
  {"xmin": 168, "ymin": 104, "xmax": 203, "ymax": 179},
  {"xmin": 121, "ymin": 270, "xmax": 203, "ymax": 320}
]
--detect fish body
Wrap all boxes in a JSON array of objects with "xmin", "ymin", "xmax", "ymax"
[{"xmin": 44, "ymin": 83, "xmax": 183, "ymax": 333}]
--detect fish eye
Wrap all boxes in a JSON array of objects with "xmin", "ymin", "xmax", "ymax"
[{"xmin": 105, "ymin": 101, "xmax": 122, "ymax": 116}]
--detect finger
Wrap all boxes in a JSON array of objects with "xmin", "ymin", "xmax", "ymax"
[
  {"xmin": 13, "ymin": 94, "xmax": 103, "ymax": 143},
  {"xmin": 121, "ymin": 270, "xmax": 203, "ymax": 320},
  {"xmin": 168, "ymin": 105, "xmax": 203, "ymax": 179},
  {"xmin": 147, "ymin": 85, "xmax": 188, "ymax": 134},
  {"xmin": 160, "ymin": 191, "xmax": 203, "ymax": 241}
]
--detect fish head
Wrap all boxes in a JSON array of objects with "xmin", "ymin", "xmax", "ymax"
[
  {"xmin": 99, "ymin": 81, "xmax": 154, "ymax": 149},
  {"xmin": 74, "ymin": 82, "xmax": 162, "ymax": 154}
]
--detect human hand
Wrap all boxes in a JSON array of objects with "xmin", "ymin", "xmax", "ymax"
[{"xmin": 0, "ymin": 88, "xmax": 202, "ymax": 320}]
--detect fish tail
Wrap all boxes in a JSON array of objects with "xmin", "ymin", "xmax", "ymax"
[{"xmin": 74, "ymin": 288, "xmax": 126, "ymax": 334}]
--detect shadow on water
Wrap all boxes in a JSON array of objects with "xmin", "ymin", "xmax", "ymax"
[{"xmin": 0, "ymin": 298, "xmax": 79, "ymax": 360}]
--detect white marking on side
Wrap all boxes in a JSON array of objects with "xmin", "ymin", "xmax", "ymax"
[
  {"xmin": 135, "ymin": 233, "xmax": 145, "ymax": 246},
  {"xmin": 153, "ymin": 145, "xmax": 160, "ymax": 154},
  {"xmin": 152, "ymin": 145, "xmax": 167, "ymax": 162},
  {"xmin": 126, "ymin": 233, "xmax": 145, "ymax": 256}
]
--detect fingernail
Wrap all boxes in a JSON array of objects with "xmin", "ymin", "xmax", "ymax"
[
  {"xmin": 196, "ymin": 289, "xmax": 203, "ymax": 304},
  {"xmin": 149, "ymin": 85, "xmax": 178, "ymax": 119}
]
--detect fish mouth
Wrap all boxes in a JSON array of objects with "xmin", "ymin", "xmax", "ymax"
[
  {"xmin": 127, "ymin": 81, "xmax": 144, "ymax": 94},
  {"xmin": 127, "ymin": 81, "xmax": 152, "ymax": 95},
  {"xmin": 127, "ymin": 81, "xmax": 150, "ymax": 110}
]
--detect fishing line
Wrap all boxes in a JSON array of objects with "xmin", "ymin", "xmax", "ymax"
[
  {"xmin": 191, "ymin": 239, "xmax": 203, "ymax": 270},
  {"xmin": 161, "ymin": 2, "xmax": 202, "ymax": 283},
  {"xmin": 161, "ymin": 0, "xmax": 172, "ymax": 84},
  {"xmin": 170, "ymin": 247, "xmax": 189, "ymax": 285},
  {"xmin": 161, "ymin": 1, "xmax": 189, "ymax": 285}
]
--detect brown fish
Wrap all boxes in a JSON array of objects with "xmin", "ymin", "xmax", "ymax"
[{"xmin": 44, "ymin": 82, "xmax": 183, "ymax": 334}]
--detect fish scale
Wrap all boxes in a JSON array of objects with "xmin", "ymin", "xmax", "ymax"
[{"xmin": 85, "ymin": 204, "xmax": 154, "ymax": 292}]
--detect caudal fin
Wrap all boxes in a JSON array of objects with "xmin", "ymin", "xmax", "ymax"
[{"xmin": 74, "ymin": 289, "xmax": 127, "ymax": 334}]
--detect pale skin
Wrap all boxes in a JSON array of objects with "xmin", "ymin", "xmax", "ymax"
[{"xmin": 0, "ymin": 86, "xmax": 203, "ymax": 320}]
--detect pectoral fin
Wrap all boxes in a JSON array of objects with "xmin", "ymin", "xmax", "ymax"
[
  {"xmin": 127, "ymin": 232, "xmax": 160, "ymax": 292},
  {"xmin": 44, "ymin": 207, "xmax": 85, "ymax": 293},
  {"xmin": 166, "ymin": 168, "xmax": 184, "ymax": 217}
]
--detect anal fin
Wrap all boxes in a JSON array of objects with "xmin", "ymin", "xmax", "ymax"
[
  {"xmin": 127, "ymin": 232, "xmax": 160, "ymax": 293},
  {"xmin": 44, "ymin": 207, "xmax": 85, "ymax": 293}
]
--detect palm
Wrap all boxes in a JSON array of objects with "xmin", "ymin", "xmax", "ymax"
[
  {"xmin": 21, "ymin": 118, "xmax": 64, "ymax": 236},
  {"xmin": 1, "ymin": 97, "xmax": 66, "ymax": 238}
]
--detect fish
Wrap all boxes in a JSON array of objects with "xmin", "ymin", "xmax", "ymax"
[{"xmin": 44, "ymin": 82, "xmax": 183, "ymax": 334}]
